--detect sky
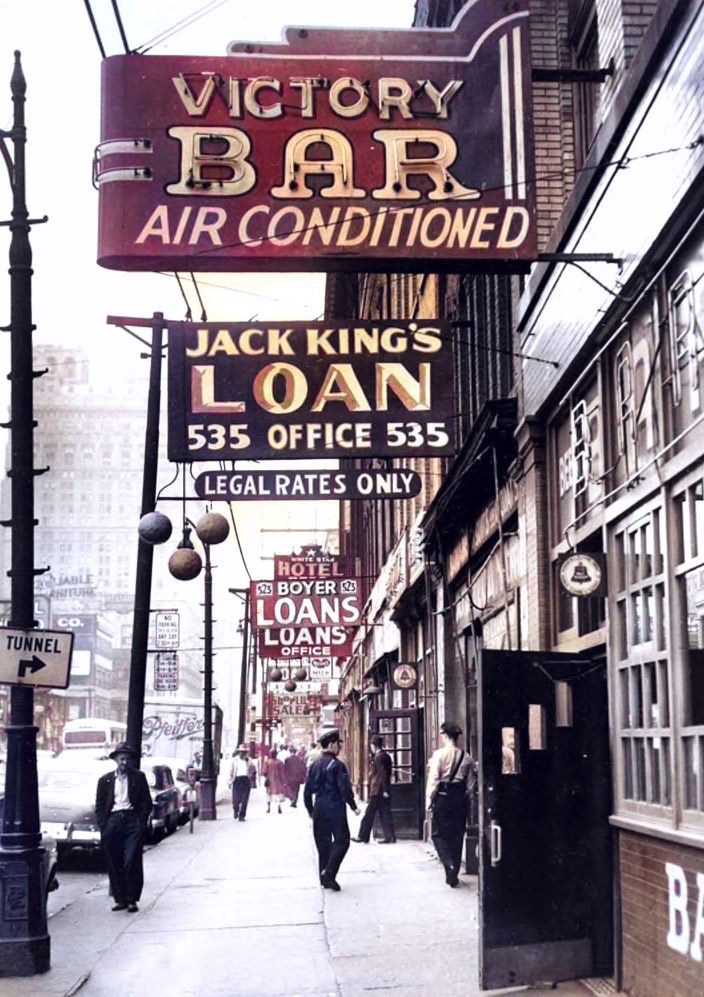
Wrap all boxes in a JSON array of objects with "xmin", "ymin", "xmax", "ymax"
[{"xmin": 0, "ymin": 0, "xmax": 417, "ymax": 573}]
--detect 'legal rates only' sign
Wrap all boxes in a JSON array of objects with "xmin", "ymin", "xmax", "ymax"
[{"xmin": 96, "ymin": 1, "xmax": 535, "ymax": 272}]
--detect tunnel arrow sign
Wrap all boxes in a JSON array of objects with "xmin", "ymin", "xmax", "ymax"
[
  {"xmin": 18, "ymin": 655, "xmax": 46, "ymax": 679},
  {"xmin": 0, "ymin": 627, "xmax": 74, "ymax": 689}
]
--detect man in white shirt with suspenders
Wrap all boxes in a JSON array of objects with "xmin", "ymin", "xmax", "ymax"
[{"xmin": 426, "ymin": 720, "xmax": 476, "ymax": 887}]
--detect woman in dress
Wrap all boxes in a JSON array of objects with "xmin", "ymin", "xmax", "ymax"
[{"xmin": 263, "ymin": 748, "xmax": 287, "ymax": 814}]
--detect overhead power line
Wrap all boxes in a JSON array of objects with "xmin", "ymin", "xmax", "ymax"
[{"xmin": 135, "ymin": 0, "xmax": 232, "ymax": 55}]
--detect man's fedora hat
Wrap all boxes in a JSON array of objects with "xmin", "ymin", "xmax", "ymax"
[{"xmin": 109, "ymin": 741, "xmax": 138, "ymax": 761}]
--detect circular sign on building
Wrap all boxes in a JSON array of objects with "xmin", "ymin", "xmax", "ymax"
[
  {"xmin": 559, "ymin": 553, "xmax": 604, "ymax": 597},
  {"xmin": 393, "ymin": 663, "xmax": 418, "ymax": 689}
]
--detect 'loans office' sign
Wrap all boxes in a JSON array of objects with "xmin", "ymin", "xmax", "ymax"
[
  {"xmin": 96, "ymin": 1, "xmax": 535, "ymax": 272},
  {"xmin": 168, "ymin": 320, "xmax": 454, "ymax": 460}
]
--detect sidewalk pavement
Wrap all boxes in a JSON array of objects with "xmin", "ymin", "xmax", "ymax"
[{"xmin": 3, "ymin": 789, "xmax": 595, "ymax": 997}]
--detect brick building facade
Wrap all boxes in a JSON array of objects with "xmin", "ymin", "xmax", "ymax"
[{"xmin": 330, "ymin": 1, "xmax": 704, "ymax": 992}]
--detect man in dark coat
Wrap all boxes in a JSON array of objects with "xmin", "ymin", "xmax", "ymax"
[
  {"xmin": 352, "ymin": 734, "xmax": 396, "ymax": 844},
  {"xmin": 284, "ymin": 747, "xmax": 307, "ymax": 808},
  {"xmin": 95, "ymin": 742, "xmax": 153, "ymax": 912},
  {"xmin": 304, "ymin": 730, "xmax": 360, "ymax": 891}
]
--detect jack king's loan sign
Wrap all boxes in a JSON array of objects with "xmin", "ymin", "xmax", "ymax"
[
  {"xmin": 168, "ymin": 320, "xmax": 454, "ymax": 460},
  {"xmin": 96, "ymin": 1, "xmax": 535, "ymax": 272}
]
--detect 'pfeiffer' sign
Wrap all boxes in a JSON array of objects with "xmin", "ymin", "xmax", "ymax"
[
  {"xmin": 96, "ymin": 1, "xmax": 535, "ymax": 272},
  {"xmin": 168, "ymin": 321, "xmax": 454, "ymax": 460}
]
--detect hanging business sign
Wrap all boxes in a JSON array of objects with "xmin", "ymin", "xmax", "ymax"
[
  {"xmin": 168, "ymin": 320, "xmax": 454, "ymax": 460},
  {"xmin": 393, "ymin": 663, "xmax": 418, "ymax": 689},
  {"xmin": 194, "ymin": 467, "xmax": 421, "ymax": 501},
  {"xmin": 557, "ymin": 552, "xmax": 606, "ymax": 598},
  {"xmin": 274, "ymin": 553, "xmax": 355, "ymax": 580},
  {"xmin": 250, "ymin": 578, "xmax": 362, "ymax": 629},
  {"xmin": 258, "ymin": 626, "xmax": 355, "ymax": 659},
  {"xmin": 95, "ymin": 1, "xmax": 535, "ymax": 273}
]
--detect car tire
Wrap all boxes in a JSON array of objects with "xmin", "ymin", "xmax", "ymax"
[{"xmin": 146, "ymin": 816, "xmax": 163, "ymax": 844}]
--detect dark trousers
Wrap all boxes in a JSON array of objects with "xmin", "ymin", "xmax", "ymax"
[
  {"xmin": 313, "ymin": 803, "xmax": 350, "ymax": 880},
  {"xmin": 232, "ymin": 776, "xmax": 251, "ymax": 819},
  {"xmin": 358, "ymin": 793, "xmax": 396, "ymax": 842},
  {"xmin": 101, "ymin": 810, "xmax": 145, "ymax": 904},
  {"xmin": 289, "ymin": 783, "xmax": 301, "ymax": 806},
  {"xmin": 431, "ymin": 788, "xmax": 467, "ymax": 879}
]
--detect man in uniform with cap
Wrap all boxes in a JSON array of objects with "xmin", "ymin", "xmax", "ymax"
[
  {"xmin": 95, "ymin": 741, "xmax": 153, "ymax": 912},
  {"xmin": 304, "ymin": 730, "xmax": 360, "ymax": 891}
]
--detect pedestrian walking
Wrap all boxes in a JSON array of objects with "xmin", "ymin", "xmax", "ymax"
[
  {"xmin": 228, "ymin": 745, "xmax": 256, "ymax": 821},
  {"xmin": 284, "ymin": 747, "xmax": 307, "ymax": 807},
  {"xmin": 95, "ymin": 742, "xmax": 153, "ymax": 913},
  {"xmin": 426, "ymin": 720, "xmax": 476, "ymax": 888},
  {"xmin": 352, "ymin": 734, "xmax": 396, "ymax": 844},
  {"xmin": 263, "ymin": 748, "xmax": 287, "ymax": 813},
  {"xmin": 304, "ymin": 730, "xmax": 360, "ymax": 891}
]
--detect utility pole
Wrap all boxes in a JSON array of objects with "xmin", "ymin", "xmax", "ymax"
[
  {"xmin": 0, "ymin": 52, "xmax": 50, "ymax": 976},
  {"xmin": 107, "ymin": 314, "xmax": 165, "ymax": 768},
  {"xmin": 200, "ymin": 542, "xmax": 216, "ymax": 820},
  {"xmin": 229, "ymin": 587, "xmax": 250, "ymax": 747}
]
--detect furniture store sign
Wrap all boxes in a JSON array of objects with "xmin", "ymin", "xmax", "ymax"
[
  {"xmin": 96, "ymin": 1, "xmax": 535, "ymax": 272},
  {"xmin": 168, "ymin": 320, "xmax": 455, "ymax": 459}
]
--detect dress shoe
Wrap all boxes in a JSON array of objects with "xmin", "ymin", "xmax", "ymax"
[
  {"xmin": 377, "ymin": 839, "xmax": 394, "ymax": 844},
  {"xmin": 127, "ymin": 902, "xmax": 139, "ymax": 912},
  {"xmin": 238, "ymin": 817, "xmax": 245, "ymax": 822},
  {"xmin": 320, "ymin": 871, "xmax": 341, "ymax": 892},
  {"xmin": 351, "ymin": 836, "xmax": 368, "ymax": 843},
  {"xmin": 111, "ymin": 903, "xmax": 127, "ymax": 911}
]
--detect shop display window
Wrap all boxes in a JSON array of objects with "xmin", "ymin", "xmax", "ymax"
[
  {"xmin": 612, "ymin": 467, "xmax": 704, "ymax": 830},
  {"xmin": 611, "ymin": 505, "xmax": 671, "ymax": 812}
]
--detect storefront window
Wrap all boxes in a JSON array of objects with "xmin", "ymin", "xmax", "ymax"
[{"xmin": 611, "ymin": 505, "xmax": 671, "ymax": 811}]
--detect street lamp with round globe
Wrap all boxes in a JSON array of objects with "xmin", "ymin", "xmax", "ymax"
[{"xmin": 137, "ymin": 510, "xmax": 173, "ymax": 545}]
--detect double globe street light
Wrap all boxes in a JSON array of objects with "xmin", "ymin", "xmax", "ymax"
[{"xmin": 138, "ymin": 508, "xmax": 230, "ymax": 821}]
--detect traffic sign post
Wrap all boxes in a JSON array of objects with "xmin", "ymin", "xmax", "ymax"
[{"xmin": 0, "ymin": 628, "xmax": 74, "ymax": 689}]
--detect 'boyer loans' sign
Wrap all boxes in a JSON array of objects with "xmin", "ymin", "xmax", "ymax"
[
  {"xmin": 96, "ymin": 1, "xmax": 535, "ymax": 272},
  {"xmin": 168, "ymin": 321, "xmax": 454, "ymax": 460}
]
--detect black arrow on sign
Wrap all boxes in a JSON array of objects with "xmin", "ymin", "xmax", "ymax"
[{"xmin": 18, "ymin": 656, "xmax": 46, "ymax": 678}]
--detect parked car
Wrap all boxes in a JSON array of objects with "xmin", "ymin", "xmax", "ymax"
[
  {"xmin": 38, "ymin": 754, "xmax": 112, "ymax": 860},
  {"xmin": 38, "ymin": 755, "xmax": 179, "ymax": 855},
  {"xmin": 147, "ymin": 757, "xmax": 198, "ymax": 826},
  {"xmin": 143, "ymin": 762, "xmax": 181, "ymax": 841},
  {"xmin": 0, "ymin": 791, "xmax": 59, "ymax": 896}
]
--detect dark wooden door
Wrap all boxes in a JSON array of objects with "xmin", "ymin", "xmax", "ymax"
[
  {"xmin": 369, "ymin": 709, "xmax": 424, "ymax": 838},
  {"xmin": 478, "ymin": 649, "xmax": 613, "ymax": 990}
]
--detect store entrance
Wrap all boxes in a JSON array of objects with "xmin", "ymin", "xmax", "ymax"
[
  {"xmin": 478, "ymin": 649, "xmax": 613, "ymax": 990},
  {"xmin": 369, "ymin": 708, "xmax": 424, "ymax": 838}
]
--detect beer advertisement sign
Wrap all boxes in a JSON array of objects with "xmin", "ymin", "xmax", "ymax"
[{"xmin": 96, "ymin": 1, "xmax": 535, "ymax": 273}]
